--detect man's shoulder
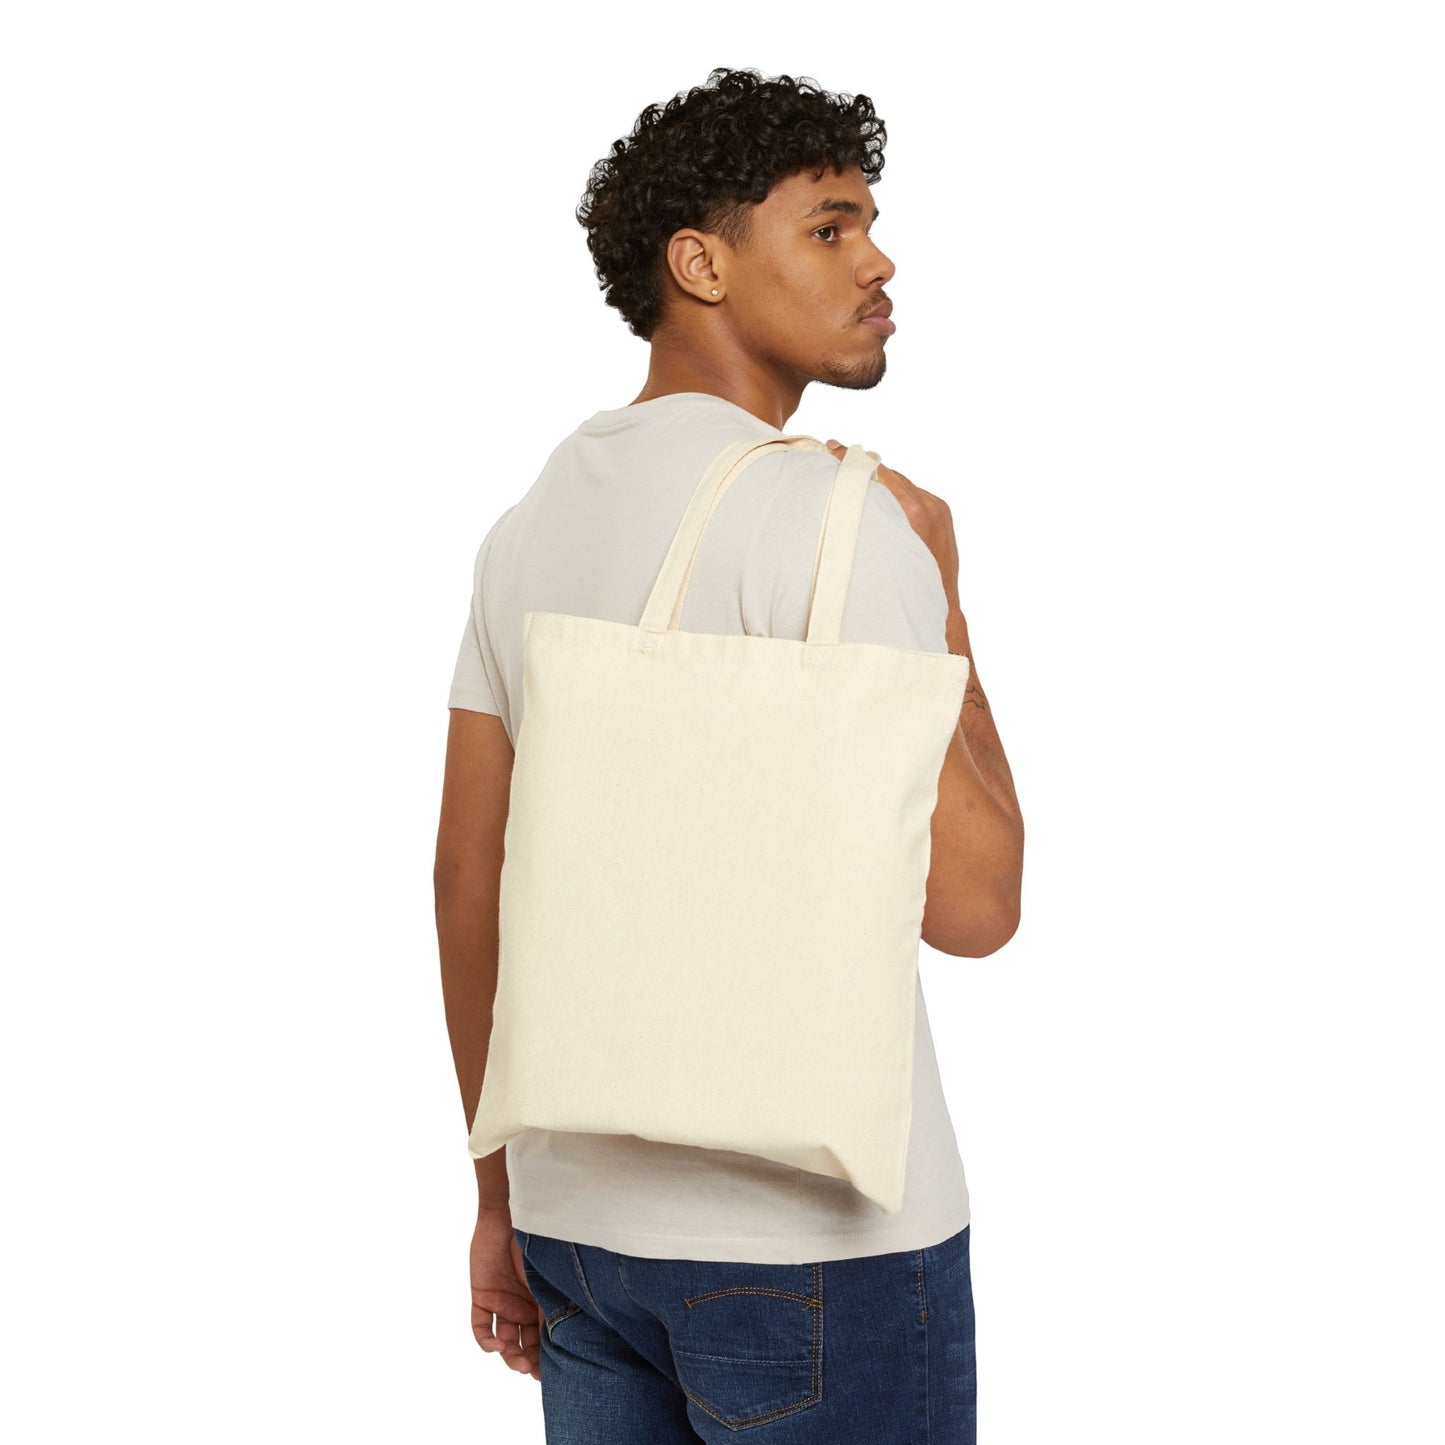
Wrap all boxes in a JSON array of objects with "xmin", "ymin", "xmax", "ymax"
[
  {"xmin": 738, "ymin": 445, "xmax": 942, "ymax": 630},
  {"xmin": 743, "ymin": 447, "xmax": 931, "ymax": 568}
]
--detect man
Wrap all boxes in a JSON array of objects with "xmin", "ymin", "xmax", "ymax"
[{"xmin": 434, "ymin": 66, "xmax": 1023, "ymax": 1442}]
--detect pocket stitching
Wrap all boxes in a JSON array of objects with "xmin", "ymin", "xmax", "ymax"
[
  {"xmin": 544, "ymin": 1299, "xmax": 582, "ymax": 1337},
  {"xmin": 675, "ymin": 1260, "xmax": 823, "ymax": 1431}
]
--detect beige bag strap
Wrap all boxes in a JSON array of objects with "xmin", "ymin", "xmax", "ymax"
[{"xmin": 639, "ymin": 433, "xmax": 880, "ymax": 645}]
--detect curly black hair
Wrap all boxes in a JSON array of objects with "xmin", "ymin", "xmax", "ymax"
[{"xmin": 576, "ymin": 67, "xmax": 887, "ymax": 342}]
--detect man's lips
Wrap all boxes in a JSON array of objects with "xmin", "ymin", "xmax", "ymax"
[{"xmin": 861, "ymin": 300, "xmax": 894, "ymax": 334}]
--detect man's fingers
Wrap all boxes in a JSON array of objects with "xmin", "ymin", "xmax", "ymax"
[
  {"xmin": 473, "ymin": 1309, "xmax": 542, "ymax": 1378},
  {"xmin": 824, "ymin": 438, "xmax": 882, "ymax": 463},
  {"xmin": 477, "ymin": 1328, "xmax": 538, "ymax": 1375}
]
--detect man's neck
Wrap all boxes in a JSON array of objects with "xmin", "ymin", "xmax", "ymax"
[{"xmin": 630, "ymin": 339, "xmax": 803, "ymax": 432}]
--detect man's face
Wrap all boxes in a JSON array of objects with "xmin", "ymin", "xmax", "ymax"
[{"xmin": 722, "ymin": 163, "xmax": 896, "ymax": 391}]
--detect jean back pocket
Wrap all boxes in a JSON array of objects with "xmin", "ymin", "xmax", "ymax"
[{"xmin": 670, "ymin": 1261, "xmax": 823, "ymax": 1431}]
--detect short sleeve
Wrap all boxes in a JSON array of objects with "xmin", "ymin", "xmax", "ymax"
[
  {"xmin": 841, "ymin": 479, "xmax": 952, "ymax": 653},
  {"xmin": 447, "ymin": 603, "xmax": 499, "ymax": 714},
  {"xmin": 740, "ymin": 452, "xmax": 950, "ymax": 654},
  {"xmin": 446, "ymin": 511, "xmax": 510, "ymax": 716}
]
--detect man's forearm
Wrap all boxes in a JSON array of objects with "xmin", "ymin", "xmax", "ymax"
[
  {"xmin": 946, "ymin": 608, "xmax": 1022, "ymax": 825},
  {"xmin": 434, "ymin": 875, "xmax": 510, "ymax": 1210}
]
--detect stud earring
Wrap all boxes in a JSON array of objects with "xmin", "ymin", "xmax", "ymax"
[{"xmin": 711, "ymin": 289, "xmax": 718, "ymax": 296}]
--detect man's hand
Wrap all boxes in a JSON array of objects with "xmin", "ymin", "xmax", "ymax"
[{"xmin": 470, "ymin": 1208, "xmax": 543, "ymax": 1382}]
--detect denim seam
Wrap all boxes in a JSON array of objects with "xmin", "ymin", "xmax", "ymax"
[
  {"xmin": 567, "ymin": 1240, "xmax": 610, "ymax": 1324},
  {"xmin": 918, "ymin": 1247, "xmax": 931, "ymax": 1440}
]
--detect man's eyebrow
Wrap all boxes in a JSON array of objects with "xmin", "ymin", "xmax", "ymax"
[{"xmin": 801, "ymin": 197, "xmax": 880, "ymax": 224}]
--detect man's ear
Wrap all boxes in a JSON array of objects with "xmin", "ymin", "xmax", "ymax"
[{"xmin": 664, "ymin": 228, "xmax": 725, "ymax": 306}]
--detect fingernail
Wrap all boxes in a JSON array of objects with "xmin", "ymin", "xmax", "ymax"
[{"xmin": 825, "ymin": 438, "xmax": 841, "ymax": 448}]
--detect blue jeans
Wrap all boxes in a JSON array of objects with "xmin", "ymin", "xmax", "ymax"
[{"xmin": 515, "ymin": 1223, "xmax": 976, "ymax": 1443}]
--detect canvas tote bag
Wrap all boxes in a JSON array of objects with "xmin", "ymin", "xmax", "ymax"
[{"xmin": 466, "ymin": 432, "xmax": 970, "ymax": 1216}]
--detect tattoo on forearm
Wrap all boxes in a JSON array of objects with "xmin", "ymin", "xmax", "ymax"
[{"xmin": 963, "ymin": 682, "xmax": 988, "ymax": 710}]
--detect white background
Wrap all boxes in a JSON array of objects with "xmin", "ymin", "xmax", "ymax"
[{"xmin": 3, "ymin": 3, "xmax": 1440, "ymax": 1441}]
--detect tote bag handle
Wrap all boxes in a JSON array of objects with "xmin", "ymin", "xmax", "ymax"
[{"xmin": 638, "ymin": 434, "xmax": 879, "ymax": 646}]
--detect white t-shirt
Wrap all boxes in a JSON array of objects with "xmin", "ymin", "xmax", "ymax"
[{"xmin": 448, "ymin": 391, "xmax": 971, "ymax": 1264}]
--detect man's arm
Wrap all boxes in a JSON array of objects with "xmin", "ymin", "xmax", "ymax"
[
  {"xmin": 821, "ymin": 440, "xmax": 1025, "ymax": 958},
  {"xmin": 433, "ymin": 706, "xmax": 514, "ymax": 1212},
  {"xmin": 924, "ymin": 605, "xmax": 1025, "ymax": 957}
]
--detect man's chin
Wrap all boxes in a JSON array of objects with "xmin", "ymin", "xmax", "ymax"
[{"xmin": 812, "ymin": 352, "xmax": 887, "ymax": 392}]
